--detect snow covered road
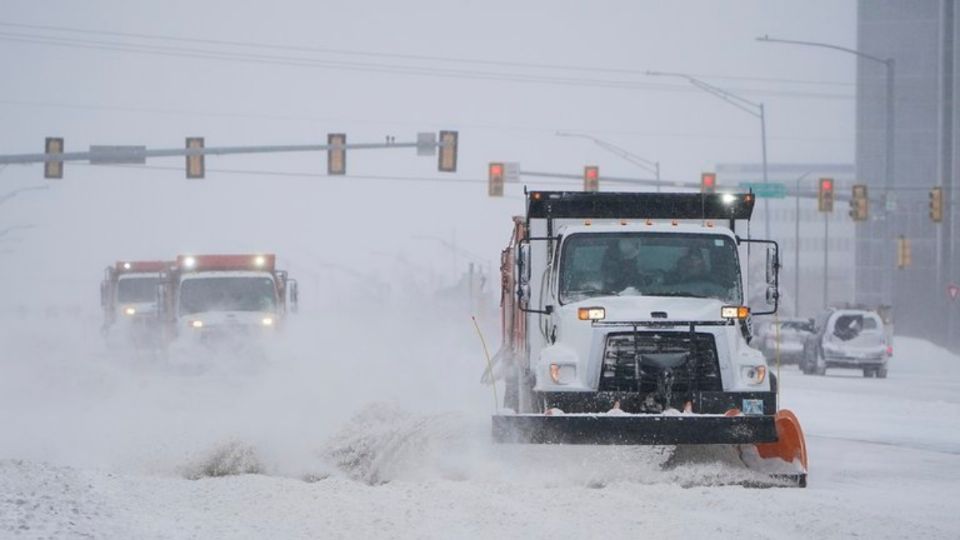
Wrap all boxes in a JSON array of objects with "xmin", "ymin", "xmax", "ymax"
[{"xmin": 2, "ymin": 310, "xmax": 959, "ymax": 538}]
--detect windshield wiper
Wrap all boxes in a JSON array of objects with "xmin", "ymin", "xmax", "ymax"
[{"xmin": 644, "ymin": 292, "xmax": 709, "ymax": 299}]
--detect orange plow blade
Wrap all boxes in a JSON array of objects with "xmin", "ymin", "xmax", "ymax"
[{"xmin": 750, "ymin": 409, "xmax": 808, "ymax": 486}]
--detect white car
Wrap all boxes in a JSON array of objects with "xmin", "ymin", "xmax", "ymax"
[
  {"xmin": 755, "ymin": 318, "xmax": 814, "ymax": 364},
  {"xmin": 800, "ymin": 309, "xmax": 890, "ymax": 378}
]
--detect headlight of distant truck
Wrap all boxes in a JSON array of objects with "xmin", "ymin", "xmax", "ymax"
[
  {"xmin": 123, "ymin": 306, "xmax": 136, "ymax": 316},
  {"xmin": 741, "ymin": 365, "xmax": 767, "ymax": 385},
  {"xmin": 190, "ymin": 320, "xmax": 203, "ymax": 329},
  {"xmin": 261, "ymin": 317, "xmax": 274, "ymax": 327}
]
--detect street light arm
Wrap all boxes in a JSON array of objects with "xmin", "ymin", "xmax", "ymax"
[
  {"xmin": 646, "ymin": 70, "xmax": 762, "ymax": 117},
  {"xmin": 0, "ymin": 185, "xmax": 49, "ymax": 206},
  {"xmin": 557, "ymin": 131, "xmax": 659, "ymax": 173},
  {"xmin": 756, "ymin": 35, "xmax": 891, "ymax": 65}
]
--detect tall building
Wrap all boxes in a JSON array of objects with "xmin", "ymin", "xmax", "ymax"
[{"xmin": 857, "ymin": 0, "xmax": 959, "ymax": 348}]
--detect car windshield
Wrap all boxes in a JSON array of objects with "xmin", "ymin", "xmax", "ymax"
[
  {"xmin": 559, "ymin": 232, "xmax": 742, "ymax": 304},
  {"xmin": 117, "ymin": 276, "xmax": 160, "ymax": 303},
  {"xmin": 179, "ymin": 276, "xmax": 277, "ymax": 315},
  {"xmin": 781, "ymin": 321, "xmax": 814, "ymax": 333}
]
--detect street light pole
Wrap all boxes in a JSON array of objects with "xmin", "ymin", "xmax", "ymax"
[
  {"xmin": 555, "ymin": 131, "xmax": 662, "ymax": 192},
  {"xmin": 757, "ymin": 35, "xmax": 895, "ymax": 308},
  {"xmin": 646, "ymin": 71, "xmax": 771, "ymax": 237},
  {"xmin": 793, "ymin": 170, "xmax": 817, "ymax": 317}
]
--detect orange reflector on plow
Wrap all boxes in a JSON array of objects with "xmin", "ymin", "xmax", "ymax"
[{"xmin": 755, "ymin": 409, "xmax": 808, "ymax": 472}]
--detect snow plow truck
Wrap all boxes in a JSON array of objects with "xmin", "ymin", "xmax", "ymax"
[
  {"xmin": 157, "ymin": 254, "xmax": 298, "ymax": 348},
  {"xmin": 489, "ymin": 190, "xmax": 808, "ymax": 487},
  {"xmin": 100, "ymin": 260, "xmax": 170, "ymax": 345}
]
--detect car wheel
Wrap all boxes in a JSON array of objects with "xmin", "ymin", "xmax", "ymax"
[
  {"xmin": 876, "ymin": 368, "xmax": 888, "ymax": 379},
  {"xmin": 862, "ymin": 368, "xmax": 874, "ymax": 378}
]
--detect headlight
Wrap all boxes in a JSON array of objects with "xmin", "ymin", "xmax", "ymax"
[
  {"xmin": 577, "ymin": 307, "xmax": 605, "ymax": 321},
  {"xmin": 741, "ymin": 365, "xmax": 767, "ymax": 385},
  {"xmin": 261, "ymin": 317, "xmax": 274, "ymax": 326},
  {"xmin": 123, "ymin": 307, "xmax": 136, "ymax": 316},
  {"xmin": 548, "ymin": 363, "xmax": 576, "ymax": 384},
  {"xmin": 721, "ymin": 306, "xmax": 750, "ymax": 319},
  {"xmin": 190, "ymin": 320, "xmax": 203, "ymax": 329}
]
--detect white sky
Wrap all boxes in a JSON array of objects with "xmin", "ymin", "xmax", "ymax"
[{"xmin": 0, "ymin": 0, "xmax": 857, "ymax": 307}]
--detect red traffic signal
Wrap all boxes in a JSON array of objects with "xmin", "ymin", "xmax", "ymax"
[
  {"xmin": 818, "ymin": 177, "xmax": 835, "ymax": 212},
  {"xmin": 488, "ymin": 162, "xmax": 505, "ymax": 197},
  {"xmin": 701, "ymin": 172, "xmax": 716, "ymax": 193},
  {"xmin": 584, "ymin": 165, "xmax": 599, "ymax": 192}
]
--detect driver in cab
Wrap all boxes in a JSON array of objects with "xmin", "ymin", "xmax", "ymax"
[{"xmin": 669, "ymin": 249, "xmax": 709, "ymax": 285}]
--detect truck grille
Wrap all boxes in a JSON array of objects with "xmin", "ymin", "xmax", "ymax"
[{"xmin": 600, "ymin": 331, "xmax": 722, "ymax": 393}]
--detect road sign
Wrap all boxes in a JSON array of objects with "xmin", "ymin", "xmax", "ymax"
[
  {"xmin": 948, "ymin": 283, "xmax": 959, "ymax": 301},
  {"xmin": 504, "ymin": 162, "xmax": 521, "ymax": 183},
  {"xmin": 738, "ymin": 182, "xmax": 787, "ymax": 199},
  {"xmin": 416, "ymin": 132, "xmax": 436, "ymax": 156},
  {"xmin": 89, "ymin": 145, "xmax": 147, "ymax": 165}
]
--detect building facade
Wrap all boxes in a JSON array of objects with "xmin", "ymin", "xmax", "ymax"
[{"xmin": 857, "ymin": 0, "xmax": 959, "ymax": 348}]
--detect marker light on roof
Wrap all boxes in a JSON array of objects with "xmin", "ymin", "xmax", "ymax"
[
  {"xmin": 183, "ymin": 256, "xmax": 196, "ymax": 269},
  {"xmin": 123, "ymin": 262, "xmax": 132, "ymax": 270},
  {"xmin": 254, "ymin": 255, "xmax": 266, "ymax": 267},
  {"xmin": 722, "ymin": 193, "xmax": 736, "ymax": 204}
]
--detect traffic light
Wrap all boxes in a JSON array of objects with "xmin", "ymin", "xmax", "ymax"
[
  {"xmin": 44, "ymin": 137, "xmax": 64, "ymax": 179},
  {"xmin": 584, "ymin": 165, "xmax": 599, "ymax": 192},
  {"xmin": 327, "ymin": 133, "xmax": 346, "ymax": 175},
  {"xmin": 930, "ymin": 187, "xmax": 943, "ymax": 223},
  {"xmin": 818, "ymin": 178, "xmax": 835, "ymax": 212},
  {"xmin": 896, "ymin": 236, "xmax": 912, "ymax": 269},
  {"xmin": 849, "ymin": 184, "xmax": 869, "ymax": 221},
  {"xmin": 185, "ymin": 137, "xmax": 204, "ymax": 179},
  {"xmin": 700, "ymin": 172, "xmax": 716, "ymax": 194},
  {"xmin": 438, "ymin": 130, "xmax": 458, "ymax": 172},
  {"xmin": 488, "ymin": 162, "xmax": 504, "ymax": 197}
]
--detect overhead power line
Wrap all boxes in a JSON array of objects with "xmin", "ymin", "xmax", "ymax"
[
  {"xmin": 0, "ymin": 26, "xmax": 854, "ymax": 101},
  {"xmin": 0, "ymin": 21, "xmax": 854, "ymax": 88}
]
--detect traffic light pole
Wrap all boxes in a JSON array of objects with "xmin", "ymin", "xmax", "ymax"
[{"xmin": 823, "ymin": 210, "xmax": 830, "ymax": 311}]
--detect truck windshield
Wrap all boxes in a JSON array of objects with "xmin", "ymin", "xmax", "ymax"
[
  {"xmin": 559, "ymin": 232, "xmax": 742, "ymax": 304},
  {"xmin": 117, "ymin": 277, "xmax": 160, "ymax": 303},
  {"xmin": 179, "ymin": 277, "xmax": 277, "ymax": 315}
]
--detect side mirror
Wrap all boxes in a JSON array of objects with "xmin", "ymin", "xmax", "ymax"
[
  {"xmin": 157, "ymin": 283, "xmax": 170, "ymax": 321},
  {"xmin": 765, "ymin": 285, "xmax": 779, "ymax": 305},
  {"xmin": 518, "ymin": 242, "xmax": 531, "ymax": 287},
  {"xmin": 288, "ymin": 279, "xmax": 299, "ymax": 314},
  {"xmin": 765, "ymin": 246, "xmax": 778, "ymax": 286},
  {"xmin": 99, "ymin": 281, "xmax": 108, "ymax": 308}
]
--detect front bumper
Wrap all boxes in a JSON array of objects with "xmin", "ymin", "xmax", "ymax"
[
  {"xmin": 492, "ymin": 413, "xmax": 778, "ymax": 445},
  {"xmin": 541, "ymin": 390, "xmax": 777, "ymax": 416}
]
